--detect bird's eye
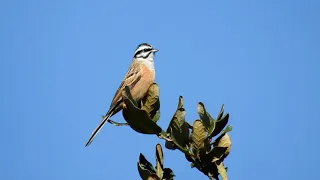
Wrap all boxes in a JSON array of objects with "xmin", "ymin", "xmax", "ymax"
[
  {"xmin": 134, "ymin": 48, "xmax": 153, "ymax": 58},
  {"xmin": 144, "ymin": 48, "xmax": 152, "ymax": 52}
]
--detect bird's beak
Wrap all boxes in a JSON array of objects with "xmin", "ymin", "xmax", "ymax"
[{"xmin": 152, "ymin": 48, "xmax": 158, "ymax": 53}]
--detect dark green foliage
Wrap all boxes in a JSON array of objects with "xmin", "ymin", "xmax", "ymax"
[
  {"xmin": 113, "ymin": 85, "xmax": 232, "ymax": 180},
  {"xmin": 138, "ymin": 144, "xmax": 175, "ymax": 180},
  {"xmin": 165, "ymin": 97, "xmax": 232, "ymax": 180},
  {"xmin": 121, "ymin": 84, "xmax": 163, "ymax": 135}
]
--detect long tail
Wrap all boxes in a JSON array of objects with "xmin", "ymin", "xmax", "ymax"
[{"xmin": 85, "ymin": 112, "xmax": 113, "ymax": 147}]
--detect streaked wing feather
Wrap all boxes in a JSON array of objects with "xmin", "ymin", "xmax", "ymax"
[
  {"xmin": 85, "ymin": 62, "xmax": 141, "ymax": 147},
  {"xmin": 110, "ymin": 62, "xmax": 141, "ymax": 107}
]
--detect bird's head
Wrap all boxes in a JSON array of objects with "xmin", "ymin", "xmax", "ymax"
[{"xmin": 133, "ymin": 43, "xmax": 158, "ymax": 61}]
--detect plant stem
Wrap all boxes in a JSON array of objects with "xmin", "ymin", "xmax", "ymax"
[{"xmin": 107, "ymin": 119, "xmax": 129, "ymax": 126}]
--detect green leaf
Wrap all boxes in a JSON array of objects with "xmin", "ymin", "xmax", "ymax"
[
  {"xmin": 139, "ymin": 153, "xmax": 155, "ymax": 172},
  {"xmin": 155, "ymin": 144, "xmax": 164, "ymax": 167},
  {"xmin": 138, "ymin": 163, "xmax": 152, "ymax": 180},
  {"xmin": 155, "ymin": 144, "xmax": 164, "ymax": 179},
  {"xmin": 222, "ymin": 125, "xmax": 232, "ymax": 134},
  {"xmin": 212, "ymin": 126, "xmax": 232, "ymax": 146},
  {"xmin": 207, "ymin": 119, "xmax": 216, "ymax": 139},
  {"xmin": 138, "ymin": 153, "xmax": 156, "ymax": 180},
  {"xmin": 216, "ymin": 162, "xmax": 228, "ymax": 180},
  {"xmin": 217, "ymin": 104, "xmax": 225, "ymax": 120},
  {"xmin": 215, "ymin": 133, "xmax": 231, "ymax": 149},
  {"xmin": 152, "ymin": 110, "xmax": 160, "ymax": 123},
  {"xmin": 141, "ymin": 83, "xmax": 161, "ymax": 121},
  {"xmin": 122, "ymin": 86, "xmax": 162, "ymax": 135},
  {"xmin": 207, "ymin": 147, "xmax": 228, "ymax": 163},
  {"xmin": 211, "ymin": 126, "xmax": 232, "ymax": 146},
  {"xmin": 123, "ymin": 84, "xmax": 138, "ymax": 107},
  {"xmin": 197, "ymin": 102, "xmax": 211, "ymax": 130},
  {"xmin": 165, "ymin": 108, "xmax": 189, "ymax": 150},
  {"xmin": 169, "ymin": 127, "xmax": 190, "ymax": 155},
  {"xmin": 190, "ymin": 120, "xmax": 206, "ymax": 155},
  {"xmin": 209, "ymin": 113, "xmax": 229, "ymax": 138},
  {"xmin": 177, "ymin": 96, "xmax": 184, "ymax": 109},
  {"xmin": 166, "ymin": 96, "xmax": 188, "ymax": 150},
  {"xmin": 212, "ymin": 133, "xmax": 232, "ymax": 162}
]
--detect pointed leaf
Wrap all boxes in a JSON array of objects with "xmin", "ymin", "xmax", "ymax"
[
  {"xmin": 222, "ymin": 125, "xmax": 232, "ymax": 134},
  {"xmin": 155, "ymin": 144, "xmax": 164, "ymax": 168},
  {"xmin": 123, "ymin": 85, "xmax": 138, "ymax": 107},
  {"xmin": 209, "ymin": 113, "xmax": 229, "ymax": 138},
  {"xmin": 177, "ymin": 96, "xmax": 184, "ymax": 109},
  {"xmin": 197, "ymin": 102, "xmax": 211, "ymax": 130},
  {"xmin": 207, "ymin": 119, "xmax": 216, "ymax": 139},
  {"xmin": 122, "ymin": 86, "xmax": 162, "ymax": 135},
  {"xmin": 213, "ymin": 133, "xmax": 232, "ymax": 162},
  {"xmin": 212, "ymin": 125, "xmax": 232, "ymax": 146},
  {"xmin": 141, "ymin": 83, "xmax": 160, "ymax": 121},
  {"xmin": 216, "ymin": 162, "xmax": 228, "ymax": 180},
  {"xmin": 138, "ymin": 162, "xmax": 153, "ymax": 180},
  {"xmin": 138, "ymin": 153, "xmax": 156, "ymax": 180},
  {"xmin": 152, "ymin": 110, "xmax": 160, "ymax": 123},
  {"xmin": 139, "ymin": 153, "xmax": 156, "ymax": 172},
  {"xmin": 217, "ymin": 104, "xmax": 225, "ymax": 120},
  {"xmin": 155, "ymin": 144, "xmax": 164, "ymax": 179},
  {"xmin": 211, "ymin": 126, "xmax": 232, "ymax": 147},
  {"xmin": 165, "ymin": 108, "xmax": 189, "ymax": 150},
  {"xmin": 156, "ymin": 167, "xmax": 163, "ymax": 179},
  {"xmin": 216, "ymin": 133, "xmax": 231, "ymax": 150},
  {"xmin": 190, "ymin": 120, "xmax": 206, "ymax": 154}
]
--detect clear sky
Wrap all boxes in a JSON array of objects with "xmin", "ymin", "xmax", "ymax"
[{"xmin": 1, "ymin": 0, "xmax": 319, "ymax": 179}]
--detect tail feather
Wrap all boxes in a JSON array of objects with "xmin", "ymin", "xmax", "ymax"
[{"xmin": 85, "ymin": 112, "xmax": 113, "ymax": 147}]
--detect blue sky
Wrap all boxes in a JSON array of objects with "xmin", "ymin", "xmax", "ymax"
[{"xmin": 1, "ymin": 0, "xmax": 319, "ymax": 179}]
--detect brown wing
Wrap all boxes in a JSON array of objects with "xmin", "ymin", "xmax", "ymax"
[
  {"xmin": 108, "ymin": 61, "xmax": 142, "ymax": 112},
  {"xmin": 85, "ymin": 61, "xmax": 143, "ymax": 147}
]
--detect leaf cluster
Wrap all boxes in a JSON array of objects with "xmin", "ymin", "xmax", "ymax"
[
  {"xmin": 165, "ymin": 97, "xmax": 232, "ymax": 180},
  {"xmin": 120, "ymin": 83, "xmax": 232, "ymax": 180},
  {"xmin": 138, "ymin": 144, "xmax": 174, "ymax": 180}
]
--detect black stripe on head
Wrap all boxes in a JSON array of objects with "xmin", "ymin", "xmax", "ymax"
[
  {"xmin": 134, "ymin": 43, "xmax": 154, "ymax": 58},
  {"xmin": 136, "ymin": 43, "xmax": 152, "ymax": 50}
]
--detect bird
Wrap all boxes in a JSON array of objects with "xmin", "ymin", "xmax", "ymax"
[{"xmin": 85, "ymin": 43, "xmax": 158, "ymax": 147}]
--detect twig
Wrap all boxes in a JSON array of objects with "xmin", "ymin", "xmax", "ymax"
[
  {"xmin": 157, "ymin": 132, "xmax": 172, "ymax": 142},
  {"xmin": 107, "ymin": 119, "xmax": 129, "ymax": 126}
]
